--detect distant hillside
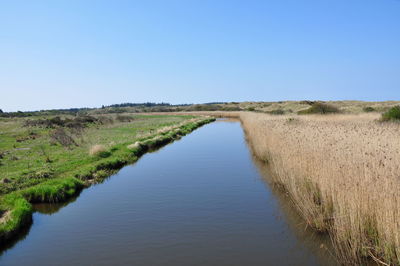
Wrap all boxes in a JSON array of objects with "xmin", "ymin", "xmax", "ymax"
[{"xmin": 1, "ymin": 100, "xmax": 399, "ymax": 117}]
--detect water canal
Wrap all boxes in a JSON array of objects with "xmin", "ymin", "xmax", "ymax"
[{"xmin": 0, "ymin": 120, "xmax": 335, "ymax": 265}]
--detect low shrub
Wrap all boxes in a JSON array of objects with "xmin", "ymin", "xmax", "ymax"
[
  {"xmin": 74, "ymin": 115, "xmax": 98, "ymax": 124},
  {"xmin": 49, "ymin": 116, "xmax": 64, "ymax": 126},
  {"xmin": 381, "ymin": 106, "xmax": 400, "ymax": 122},
  {"xmin": 97, "ymin": 116, "xmax": 114, "ymax": 125},
  {"xmin": 64, "ymin": 121, "xmax": 85, "ymax": 130},
  {"xmin": 298, "ymin": 102, "xmax": 340, "ymax": 115},
  {"xmin": 50, "ymin": 128, "xmax": 77, "ymax": 147},
  {"xmin": 24, "ymin": 115, "xmax": 98, "ymax": 128},
  {"xmin": 363, "ymin": 106, "xmax": 375, "ymax": 113}
]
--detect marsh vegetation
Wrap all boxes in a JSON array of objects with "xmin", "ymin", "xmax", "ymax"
[{"xmin": 240, "ymin": 112, "xmax": 400, "ymax": 265}]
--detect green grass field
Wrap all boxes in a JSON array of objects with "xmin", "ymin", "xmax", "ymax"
[{"xmin": 0, "ymin": 114, "xmax": 193, "ymax": 194}]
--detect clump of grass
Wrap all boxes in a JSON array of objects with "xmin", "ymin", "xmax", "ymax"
[
  {"xmin": 28, "ymin": 168, "xmax": 54, "ymax": 179},
  {"xmin": 127, "ymin": 142, "xmax": 141, "ymax": 150},
  {"xmin": 0, "ymin": 194, "xmax": 32, "ymax": 241},
  {"xmin": 381, "ymin": 106, "xmax": 400, "ymax": 122},
  {"xmin": 20, "ymin": 177, "xmax": 84, "ymax": 203},
  {"xmin": 89, "ymin": 144, "xmax": 110, "ymax": 158},
  {"xmin": 363, "ymin": 106, "xmax": 375, "ymax": 113},
  {"xmin": 298, "ymin": 102, "xmax": 340, "ymax": 115}
]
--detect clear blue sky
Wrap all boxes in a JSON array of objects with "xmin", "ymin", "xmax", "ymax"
[{"xmin": 1, "ymin": 0, "xmax": 399, "ymax": 111}]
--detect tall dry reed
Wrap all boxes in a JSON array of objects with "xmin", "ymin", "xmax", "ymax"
[{"xmin": 240, "ymin": 112, "xmax": 400, "ymax": 265}]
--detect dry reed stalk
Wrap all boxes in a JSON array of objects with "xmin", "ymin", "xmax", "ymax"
[
  {"xmin": 240, "ymin": 112, "xmax": 400, "ymax": 265},
  {"xmin": 89, "ymin": 144, "xmax": 107, "ymax": 156}
]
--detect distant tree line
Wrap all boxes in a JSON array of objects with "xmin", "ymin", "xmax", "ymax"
[
  {"xmin": 0, "ymin": 108, "xmax": 91, "ymax": 118},
  {"xmin": 0, "ymin": 102, "xmax": 242, "ymax": 117},
  {"xmin": 105, "ymin": 102, "xmax": 172, "ymax": 108}
]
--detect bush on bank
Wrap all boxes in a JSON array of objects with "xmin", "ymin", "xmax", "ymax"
[
  {"xmin": 381, "ymin": 106, "xmax": 400, "ymax": 122},
  {"xmin": 298, "ymin": 102, "xmax": 340, "ymax": 115}
]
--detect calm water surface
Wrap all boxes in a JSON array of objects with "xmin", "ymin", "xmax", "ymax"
[{"xmin": 0, "ymin": 121, "xmax": 336, "ymax": 265}]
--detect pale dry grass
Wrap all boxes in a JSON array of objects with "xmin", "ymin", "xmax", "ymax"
[
  {"xmin": 240, "ymin": 112, "xmax": 400, "ymax": 265},
  {"xmin": 89, "ymin": 144, "xmax": 107, "ymax": 156},
  {"xmin": 127, "ymin": 142, "xmax": 140, "ymax": 150}
]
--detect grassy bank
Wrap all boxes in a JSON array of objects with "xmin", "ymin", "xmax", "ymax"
[
  {"xmin": 239, "ymin": 112, "xmax": 400, "ymax": 265},
  {"xmin": 0, "ymin": 114, "xmax": 215, "ymax": 242}
]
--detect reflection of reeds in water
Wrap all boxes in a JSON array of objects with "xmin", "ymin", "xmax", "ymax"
[
  {"xmin": 240, "ymin": 112, "xmax": 400, "ymax": 265},
  {"xmin": 250, "ymin": 150, "xmax": 339, "ymax": 266}
]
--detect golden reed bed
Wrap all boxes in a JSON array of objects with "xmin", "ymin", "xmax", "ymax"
[{"xmin": 239, "ymin": 112, "xmax": 400, "ymax": 265}]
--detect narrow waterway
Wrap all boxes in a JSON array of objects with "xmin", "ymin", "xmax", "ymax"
[{"xmin": 0, "ymin": 120, "xmax": 336, "ymax": 265}]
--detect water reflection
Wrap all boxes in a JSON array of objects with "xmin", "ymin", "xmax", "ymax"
[{"xmin": 251, "ymin": 154, "xmax": 338, "ymax": 265}]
